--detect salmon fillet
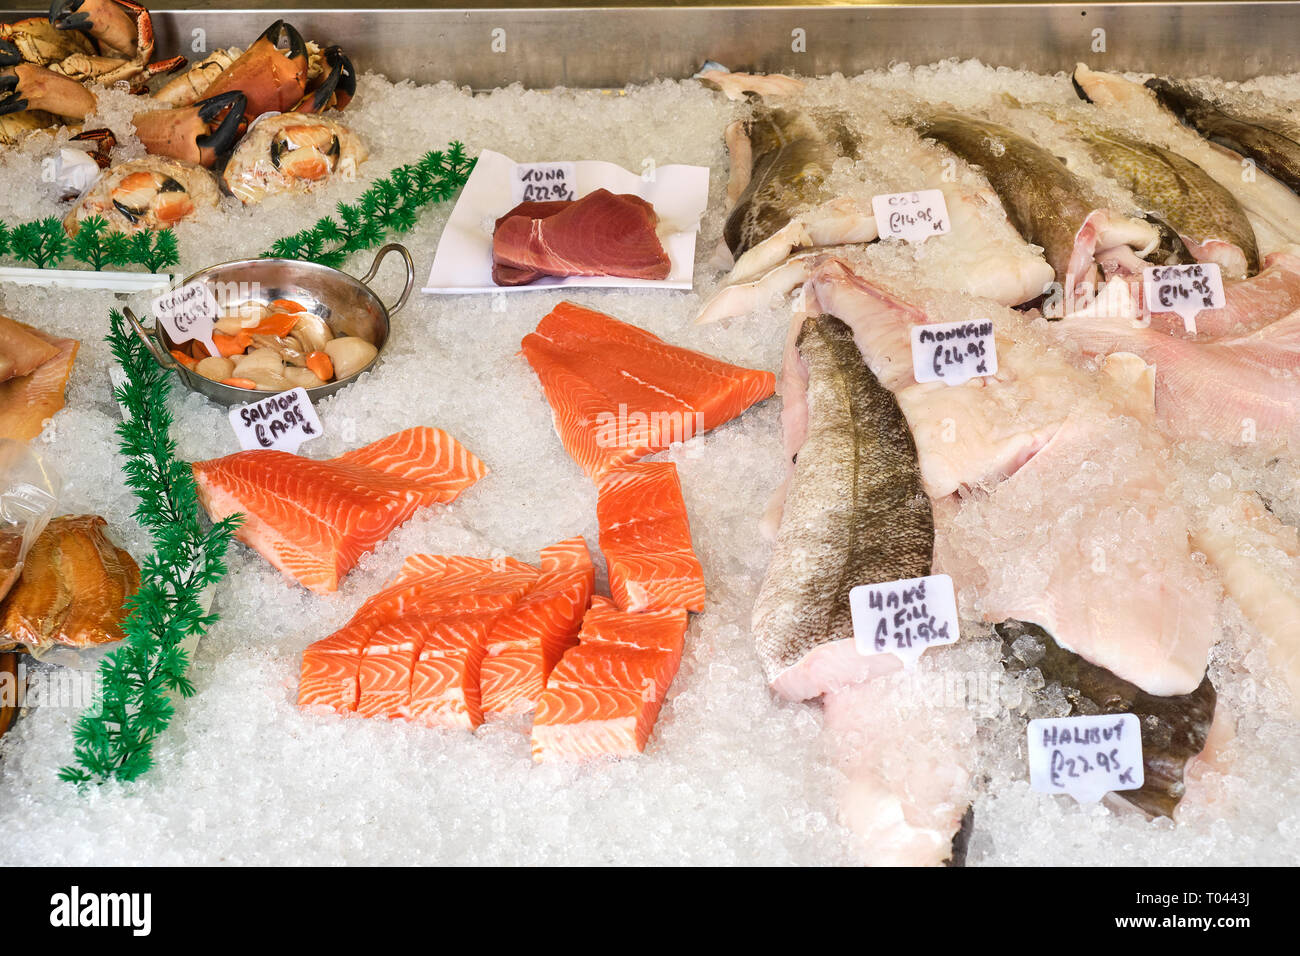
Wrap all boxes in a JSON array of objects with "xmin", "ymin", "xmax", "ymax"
[
  {"xmin": 193, "ymin": 427, "xmax": 487, "ymax": 595},
  {"xmin": 480, "ymin": 537, "xmax": 595, "ymax": 717},
  {"xmin": 521, "ymin": 302, "xmax": 775, "ymax": 481},
  {"xmin": 531, "ymin": 596, "xmax": 688, "ymax": 761},
  {"xmin": 598, "ymin": 462, "xmax": 705, "ymax": 613}
]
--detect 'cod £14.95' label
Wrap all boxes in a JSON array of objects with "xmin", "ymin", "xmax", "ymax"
[
  {"xmin": 871, "ymin": 189, "xmax": 951, "ymax": 242},
  {"xmin": 228, "ymin": 387, "xmax": 322, "ymax": 454},
  {"xmin": 850, "ymin": 573, "xmax": 960, "ymax": 667},
  {"xmin": 1028, "ymin": 714, "xmax": 1145, "ymax": 804}
]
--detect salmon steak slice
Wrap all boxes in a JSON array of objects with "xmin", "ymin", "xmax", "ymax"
[
  {"xmin": 521, "ymin": 302, "xmax": 776, "ymax": 481},
  {"xmin": 480, "ymin": 536, "xmax": 595, "ymax": 718},
  {"xmin": 532, "ymin": 596, "xmax": 689, "ymax": 761},
  {"xmin": 192, "ymin": 427, "xmax": 487, "ymax": 595},
  {"xmin": 597, "ymin": 462, "xmax": 705, "ymax": 613}
]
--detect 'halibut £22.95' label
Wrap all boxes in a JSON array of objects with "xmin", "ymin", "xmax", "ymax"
[{"xmin": 1028, "ymin": 714, "xmax": 1145, "ymax": 804}]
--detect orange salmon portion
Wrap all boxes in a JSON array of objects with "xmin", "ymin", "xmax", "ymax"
[
  {"xmin": 480, "ymin": 536, "xmax": 595, "ymax": 718},
  {"xmin": 521, "ymin": 302, "xmax": 775, "ymax": 481},
  {"xmin": 297, "ymin": 623, "xmax": 374, "ymax": 714},
  {"xmin": 597, "ymin": 462, "xmax": 705, "ymax": 613},
  {"xmin": 532, "ymin": 597, "xmax": 689, "ymax": 762},
  {"xmin": 193, "ymin": 427, "xmax": 487, "ymax": 595}
]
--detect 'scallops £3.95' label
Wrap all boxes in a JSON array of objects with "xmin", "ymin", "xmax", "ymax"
[{"xmin": 152, "ymin": 282, "xmax": 219, "ymax": 359}]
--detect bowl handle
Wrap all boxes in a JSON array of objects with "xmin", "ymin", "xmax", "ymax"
[
  {"xmin": 359, "ymin": 243, "xmax": 416, "ymax": 318},
  {"xmin": 122, "ymin": 307, "xmax": 180, "ymax": 371}
]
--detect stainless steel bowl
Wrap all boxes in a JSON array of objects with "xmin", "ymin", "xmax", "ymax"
[{"xmin": 123, "ymin": 243, "xmax": 415, "ymax": 407}]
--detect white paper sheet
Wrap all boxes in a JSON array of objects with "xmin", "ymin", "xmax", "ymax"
[{"xmin": 423, "ymin": 149, "xmax": 709, "ymax": 294}]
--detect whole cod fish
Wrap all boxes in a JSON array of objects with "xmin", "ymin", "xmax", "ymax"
[
  {"xmin": 1072, "ymin": 123, "xmax": 1260, "ymax": 277},
  {"xmin": 917, "ymin": 111, "xmax": 1158, "ymax": 305},
  {"xmin": 1147, "ymin": 77, "xmax": 1300, "ymax": 197},
  {"xmin": 752, "ymin": 313, "xmax": 933, "ymax": 700}
]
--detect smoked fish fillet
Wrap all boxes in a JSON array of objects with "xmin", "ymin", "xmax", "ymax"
[{"xmin": 193, "ymin": 427, "xmax": 487, "ymax": 595}]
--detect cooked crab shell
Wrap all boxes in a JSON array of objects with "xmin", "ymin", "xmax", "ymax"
[
  {"xmin": 63, "ymin": 155, "xmax": 218, "ymax": 235},
  {"xmin": 221, "ymin": 113, "xmax": 367, "ymax": 204}
]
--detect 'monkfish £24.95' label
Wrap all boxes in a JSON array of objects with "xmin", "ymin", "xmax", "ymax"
[
  {"xmin": 850, "ymin": 573, "xmax": 960, "ymax": 667},
  {"xmin": 1028, "ymin": 714, "xmax": 1145, "ymax": 803},
  {"xmin": 228, "ymin": 387, "xmax": 322, "ymax": 453},
  {"xmin": 871, "ymin": 189, "xmax": 951, "ymax": 242},
  {"xmin": 911, "ymin": 319, "xmax": 998, "ymax": 386},
  {"xmin": 511, "ymin": 161, "xmax": 577, "ymax": 204}
]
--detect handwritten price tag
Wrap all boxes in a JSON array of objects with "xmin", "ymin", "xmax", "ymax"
[
  {"xmin": 1028, "ymin": 714, "xmax": 1145, "ymax": 804},
  {"xmin": 152, "ymin": 282, "xmax": 219, "ymax": 359},
  {"xmin": 911, "ymin": 320, "xmax": 997, "ymax": 386},
  {"xmin": 1143, "ymin": 263, "xmax": 1225, "ymax": 335},
  {"xmin": 850, "ymin": 573, "xmax": 959, "ymax": 667},
  {"xmin": 228, "ymin": 387, "xmax": 322, "ymax": 453},
  {"xmin": 511, "ymin": 162, "xmax": 577, "ymax": 204},
  {"xmin": 872, "ymin": 189, "xmax": 951, "ymax": 242}
]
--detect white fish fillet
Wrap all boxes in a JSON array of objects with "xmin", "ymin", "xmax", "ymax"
[
  {"xmin": 1192, "ymin": 486, "xmax": 1300, "ymax": 714},
  {"xmin": 1054, "ymin": 303, "xmax": 1300, "ymax": 447},
  {"xmin": 936, "ymin": 355, "xmax": 1218, "ymax": 696}
]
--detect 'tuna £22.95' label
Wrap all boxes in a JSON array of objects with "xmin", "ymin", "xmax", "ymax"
[{"xmin": 510, "ymin": 162, "xmax": 577, "ymax": 204}]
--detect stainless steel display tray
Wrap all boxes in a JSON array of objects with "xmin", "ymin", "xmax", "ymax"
[{"xmin": 5, "ymin": 2, "xmax": 1300, "ymax": 88}]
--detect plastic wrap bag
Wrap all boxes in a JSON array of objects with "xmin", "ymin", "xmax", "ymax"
[{"xmin": 0, "ymin": 439, "xmax": 61, "ymax": 604}]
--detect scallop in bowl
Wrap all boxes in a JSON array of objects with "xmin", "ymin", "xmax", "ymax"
[{"xmin": 123, "ymin": 243, "xmax": 414, "ymax": 406}]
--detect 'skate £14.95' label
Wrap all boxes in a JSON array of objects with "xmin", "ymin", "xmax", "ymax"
[{"xmin": 1142, "ymin": 262, "xmax": 1225, "ymax": 334}]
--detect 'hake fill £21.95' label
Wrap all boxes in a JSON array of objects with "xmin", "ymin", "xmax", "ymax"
[
  {"xmin": 511, "ymin": 161, "xmax": 577, "ymax": 204},
  {"xmin": 911, "ymin": 319, "xmax": 998, "ymax": 386},
  {"xmin": 1028, "ymin": 714, "xmax": 1145, "ymax": 804},
  {"xmin": 871, "ymin": 189, "xmax": 951, "ymax": 242},
  {"xmin": 152, "ymin": 281, "xmax": 220, "ymax": 359},
  {"xmin": 850, "ymin": 573, "xmax": 960, "ymax": 667},
  {"xmin": 1142, "ymin": 262, "xmax": 1225, "ymax": 335},
  {"xmin": 228, "ymin": 387, "xmax": 322, "ymax": 454}
]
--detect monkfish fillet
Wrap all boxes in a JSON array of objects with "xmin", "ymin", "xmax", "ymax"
[
  {"xmin": 193, "ymin": 427, "xmax": 487, "ymax": 595},
  {"xmin": 0, "ymin": 515, "xmax": 139, "ymax": 652}
]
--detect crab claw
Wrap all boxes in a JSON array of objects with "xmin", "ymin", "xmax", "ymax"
[
  {"xmin": 132, "ymin": 89, "xmax": 246, "ymax": 168},
  {"xmin": 296, "ymin": 46, "xmax": 355, "ymax": 114},
  {"xmin": 69, "ymin": 126, "xmax": 116, "ymax": 167},
  {"xmin": 204, "ymin": 19, "xmax": 308, "ymax": 122},
  {"xmin": 0, "ymin": 63, "xmax": 97, "ymax": 120},
  {"xmin": 0, "ymin": 39, "xmax": 21, "ymax": 68},
  {"xmin": 49, "ymin": 0, "xmax": 138, "ymax": 58}
]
